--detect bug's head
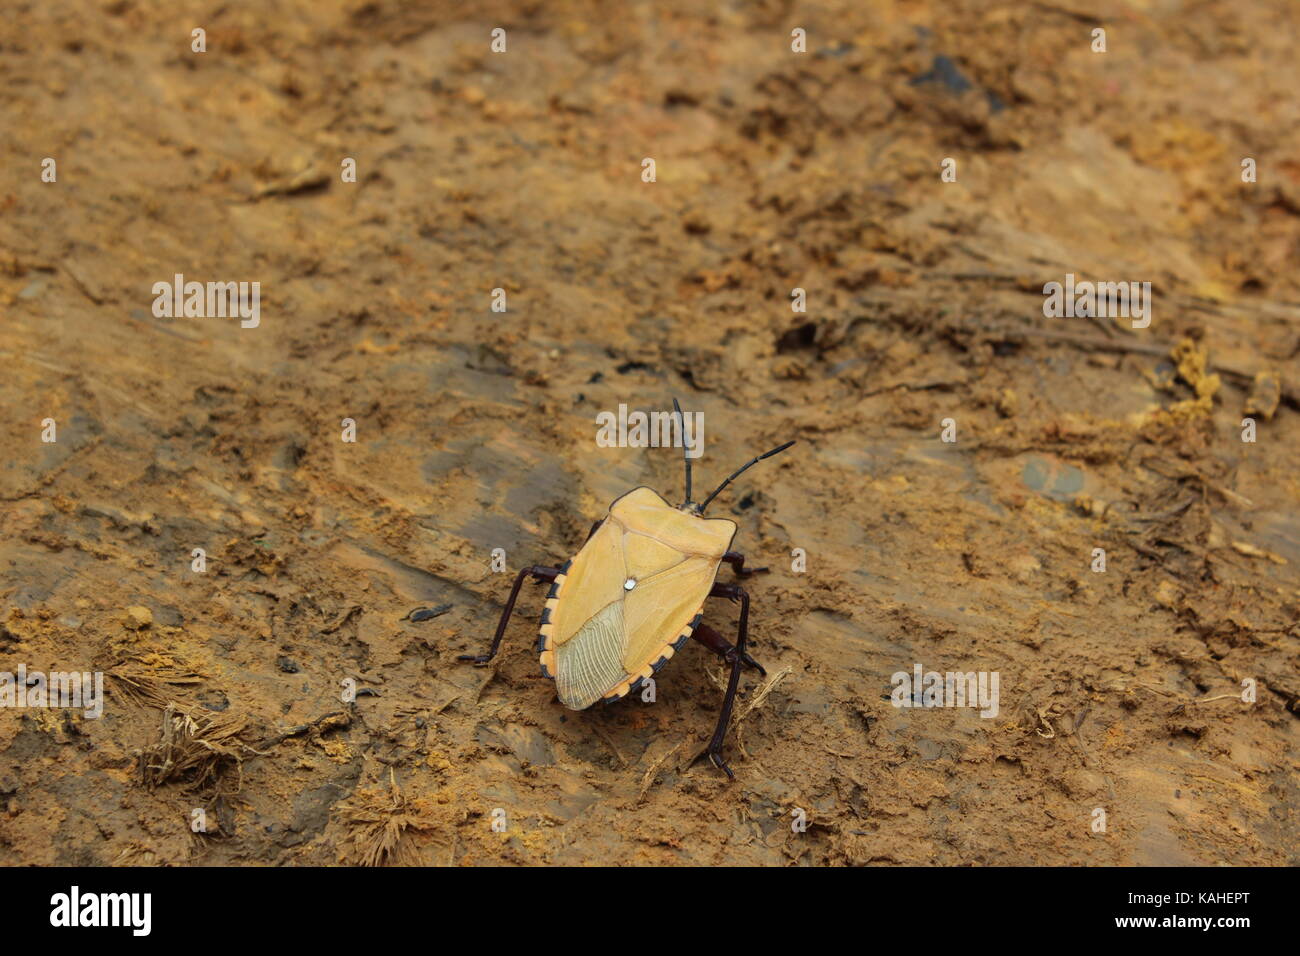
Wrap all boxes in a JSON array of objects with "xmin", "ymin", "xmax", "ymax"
[
  {"xmin": 678, "ymin": 499, "xmax": 703, "ymax": 516},
  {"xmin": 671, "ymin": 397, "xmax": 795, "ymax": 516}
]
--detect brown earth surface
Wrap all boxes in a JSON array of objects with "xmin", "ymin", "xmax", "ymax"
[{"xmin": 1, "ymin": 0, "xmax": 1298, "ymax": 866}]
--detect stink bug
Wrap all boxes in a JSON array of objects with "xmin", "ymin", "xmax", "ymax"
[{"xmin": 459, "ymin": 399, "xmax": 795, "ymax": 778}]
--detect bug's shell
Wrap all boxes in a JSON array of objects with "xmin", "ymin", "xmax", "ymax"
[{"xmin": 536, "ymin": 487, "xmax": 737, "ymax": 710}]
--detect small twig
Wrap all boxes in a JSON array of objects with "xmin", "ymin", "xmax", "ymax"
[
  {"xmin": 637, "ymin": 743, "xmax": 682, "ymax": 803},
  {"xmin": 689, "ymin": 666, "xmax": 793, "ymax": 769},
  {"xmin": 61, "ymin": 262, "xmax": 106, "ymax": 305},
  {"xmin": 321, "ymin": 604, "xmax": 362, "ymax": 634},
  {"xmin": 471, "ymin": 663, "xmax": 499, "ymax": 705},
  {"xmin": 405, "ymin": 604, "xmax": 453, "ymax": 623},
  {"xmin": 256, "ymin": 709, "xmax": 352, "ymax": 749},
  {"xmin": 733, "ymin": 666, "xmax": 793, "ymax": 730},
  {"xmin": 993, "ymin": 325, "xmax": 1300, "ymax": 408},
  {"xmin": 594, "ymin": 724, "xmax": 628, "ymax": 768}
]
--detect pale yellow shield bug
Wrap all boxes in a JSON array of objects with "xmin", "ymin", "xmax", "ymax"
[{"xmin": 460, "ymin": 399, "xmax": 795, "ymax": 778}]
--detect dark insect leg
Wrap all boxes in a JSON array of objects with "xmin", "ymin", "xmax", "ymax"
[
  {"xmin": 704, "ymin": 582, "xmax": 750, "ymax": 779},
  {"xmin": 691, "ymin": 622, "xmax": 766, "ymax": 676},
  {"xmin": 458, "ymin": 565, "xmax": 560, "ymax": 665},
  {"xmin": 723, "ymin": 550, "xmax": 768, "ymax": 578}
]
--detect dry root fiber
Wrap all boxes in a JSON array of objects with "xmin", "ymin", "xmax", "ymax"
[
  {"xmin": 337, "ymin": 772, "xmax": 434, "ymax": 867},
  {"xmin": 108, "ymin": 650, "xmax": 206, "ymax": 709},
  {"xmin": 138, "ymin": 703, "xmax": 253, "ymax": 792}
]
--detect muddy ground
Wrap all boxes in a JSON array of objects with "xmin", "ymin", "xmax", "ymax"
[{"xmin": 1, "ymin": 0, "xmax": 1298, "ymax": 866}]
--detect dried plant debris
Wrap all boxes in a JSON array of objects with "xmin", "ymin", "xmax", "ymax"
[
  {"xmin": 107, "ymin": 651, "xmax": 206, "ymax": 709},
  {"xmin": 257, "ymin": 709, "xmax": 352, "ymax": 749},
  {"xmin": 138, "ymin": 704, "xmax": 257, "ymax": 792},
  {"xmin": 110, "ymin": 844, "xmax": 163, "ymax": 867},
  {"xmin": 1244, "ymin": 370, "xmax": 1282, "ymax": 421},
  {"xmin": 1170, "ymin": 337, "xmax": 1221, "ymax": 409},
  {"xmin": 405, "ymin": 604, "xmax": 453, "ymax": 623},
  {"xmin": 337, "ymin": 773, "xmax": 434, "ymax": 867}
]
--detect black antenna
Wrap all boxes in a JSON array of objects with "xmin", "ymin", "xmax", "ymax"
[
  {"xmin": 699, "ymin": 440, "xmax": 796, "ymax": 514},
  {"xmin": 672, "ymin": 397, "xmax": 692, "ymax": 505}
]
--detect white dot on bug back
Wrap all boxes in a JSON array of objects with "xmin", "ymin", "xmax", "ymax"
[{"xmin": 624, "ymin": 578, "xmax": 637, "ymax": 591}]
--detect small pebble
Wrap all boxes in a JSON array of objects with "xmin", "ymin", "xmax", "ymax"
[{"xmin": 123, "ymin": 606, "xmax": 152, "ymax": 630}]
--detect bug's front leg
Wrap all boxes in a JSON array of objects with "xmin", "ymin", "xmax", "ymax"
[
  {"xmin": 722, "ymin": 550, "xmax": 768, "ymax": 578},
  {"xmin": 458, "ymin": 565, "xmax": 561, "ymax": 666},
  {"xmin": 704, "ymin": 582, "xmax": 750, "ymax": 780}
]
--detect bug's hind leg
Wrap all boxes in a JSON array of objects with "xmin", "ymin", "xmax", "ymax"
[
  {"xmin": 458, "ymin": 565, "xmax": 560, "ymax": 666},
  {"xmin": 723, "ymin": 550, "xmax": 768, "ymax": 578},
  {"xmin": 691, "ymin": 622, "xmax": 766, "ymax": 677},
  {"xmin": 702, "ymin": 582, "xmax": 750, "ymax": 780}
]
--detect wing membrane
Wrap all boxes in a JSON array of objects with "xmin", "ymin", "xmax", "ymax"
[{"xmin": 554, "ymin": 602, "xmax": 627, "ymax": 710}]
